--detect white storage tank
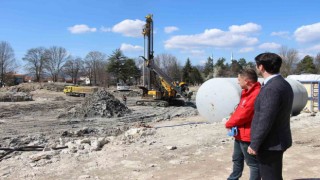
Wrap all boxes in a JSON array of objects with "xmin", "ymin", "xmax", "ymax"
[{"xmin": 196, "ymin": 78, "xmax": 308, "ymax": 123}]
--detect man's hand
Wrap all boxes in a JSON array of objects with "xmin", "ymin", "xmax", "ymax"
[{"xmin": 247, "ymin": 146, "xmax": 257, "ymax": 155}]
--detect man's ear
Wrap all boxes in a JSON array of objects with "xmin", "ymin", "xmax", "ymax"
[{"xmin": 257, "ymin": 64, "xmax": 265, "ymax": 72}]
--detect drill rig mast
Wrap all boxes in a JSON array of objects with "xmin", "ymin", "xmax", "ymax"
[{"xmin": 136, "ymin": 14, "xmax": 188, "ymax": 107}]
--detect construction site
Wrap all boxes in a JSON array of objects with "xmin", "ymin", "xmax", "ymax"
[
  {"xmin": 0, "ymin": 79, "xmax": 319, "ymax": 179},
  {"xmin": 1, "ymin": 14, "xmax": 320, "ymax": 180}
]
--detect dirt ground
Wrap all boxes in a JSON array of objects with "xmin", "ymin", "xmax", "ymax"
[{"xmin": 0, "ymin": 84, "xmax": 319, "ymax": 180}]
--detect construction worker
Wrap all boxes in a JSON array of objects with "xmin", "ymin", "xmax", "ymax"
[
  {"xmin": 186, "ymin": 88, "xmax": 193, "ymax": 102},
  {"xmin": 122, "ymin": 95, "xmax": 127, "ymax": 105}
]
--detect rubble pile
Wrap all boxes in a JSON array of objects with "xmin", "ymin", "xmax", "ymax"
[
  {"xmin": 1, "ymin": 82, "xmax": 68, "ymax": 93},
  {"xmin": 0, "ymin": 83, "xmax": 68, "ymax": 102},
  {"xmin": 42, "ymin": 83, "xmax": 67, "ymax": 92},
  {"xmin": 111, "ymin": 90, "xmax": 142, "ymax": 97},
  {"xmin": 64, "ymin": 89, "xmax": 131, "ymax": 118},
  {"xmin": 0, "ymin": 91, "xmax": 33, "ymax": 102}
]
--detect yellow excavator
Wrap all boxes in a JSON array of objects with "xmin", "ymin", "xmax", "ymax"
[{"xmin": 136, "ymin": 14, "xmax": 189, "ymax": 107}]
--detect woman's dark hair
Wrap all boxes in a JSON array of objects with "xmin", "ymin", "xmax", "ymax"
[{"xmin": 255, "ymin": 52, "xmax": 282, "ymax": 74}]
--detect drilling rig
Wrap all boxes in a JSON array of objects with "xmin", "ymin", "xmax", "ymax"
[{"xmin": 136, "ymin": 14, "xmax": 188, "ymax": 107}]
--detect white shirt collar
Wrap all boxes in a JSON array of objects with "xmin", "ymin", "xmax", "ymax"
[{"xmin": 263, "ymin": 74, "xmax": 280, "ymax": 85}]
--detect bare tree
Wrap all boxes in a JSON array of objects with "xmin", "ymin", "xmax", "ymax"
[
  {"xmin": 63, "ymin": 56, "xmax": 84, "ymax": 84},
  {"xmin": 84, "ymin": 51, "xmax": 107, "ymax": 86},
  {"xmin": 22, "ymin": 47, "xmax": 47, "ymax": 82},
  {"xmin": 0, "ymin": 41, "xmax": 16, "ymax": 86},
  {"xmin": 278, "ymin": 46, "xmax": 299, "ymax": 77},
  {"xmin": 154, "ymin": 53, "xmax": 182, "ymax": 81},
  {"xmin": 44, "ymin": 46, "xmax": 68, "ymax": 82}
]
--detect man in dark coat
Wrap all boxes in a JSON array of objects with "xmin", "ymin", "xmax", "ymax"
[{"xmin": 247, "ymin": 52, "xmax": 293, "ymax": 180}]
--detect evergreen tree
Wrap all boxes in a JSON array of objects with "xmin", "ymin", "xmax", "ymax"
[
  {"xmin": 314, "ymin": 53, "xmax": 320, "ymax": 73},
  {"xmin": 295, "ymin": 55, "xmax": 316, "ymax": 74},
  {"xmin": 203, "ymin": 56, "xmax": 214, "ymax": 78},
  {"xmin": 191, "ymin": 66, "xmax": 204, "ymax": 85},
  {"xmin": 182, "ymin": 58, "xmax": 193, "ymax": 83},
  {"xmin": 238, "ymin": 58, "xmax": 247, "ymax": 68},
  {"xmin": 246, "ymin": 62, "xmax": 256, "ymax": 69},
  {"xmin": 229, "ymin": 60, "xmax": 242, "ymax": 77},
  {"xmin": 120, "ymin": 58, "xmax": 140, "ymax": 84},
  {"xmin": 106, "ymin": 49, "xmax": 125, "ymax": 84},
  {"xmin": 106, "ymin": 49, "xmax": 140, "ymax": 84},
  {"xmin": 214, "ymin": 57, "xmax": 227, "ymax": 77}
]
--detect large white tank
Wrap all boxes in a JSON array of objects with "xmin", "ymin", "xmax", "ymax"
[
  {"xmin": 285, "ymin": 78, "xmax": 309, "ymax": 115},
  {"xmin": 196, "ymin": 78, "xmax": 308, "ymax": 123}
]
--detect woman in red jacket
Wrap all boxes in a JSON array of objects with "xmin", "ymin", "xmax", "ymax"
[{"xmin": 225, "ymin": 68, "xmax": 261, "ymax": 180}]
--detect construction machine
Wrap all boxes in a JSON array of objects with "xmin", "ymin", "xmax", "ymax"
[
  {"xmin": 63, "ymin": 86, "xmax": 98, "ymax": 97},
  {"xmin": 136, "ymin": 14, "xmax": 188, "ymax": 107}
]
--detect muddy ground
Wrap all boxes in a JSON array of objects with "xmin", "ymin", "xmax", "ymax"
[{"xmin": 0, "ymin": 83, "xmax": 319, "ymax": 180}]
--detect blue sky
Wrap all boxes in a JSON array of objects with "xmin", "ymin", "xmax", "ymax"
[{"xmin": 1, "ymin": 0, "xmax": 320, "ymax": 72}]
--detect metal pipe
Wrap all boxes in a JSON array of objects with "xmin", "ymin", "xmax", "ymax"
[{"xmin": 196, "ymin": 78, "xmax": 308, "ymax": 123}]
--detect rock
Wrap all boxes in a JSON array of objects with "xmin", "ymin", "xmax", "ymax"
[
  {"xmin": 166, "ymin": 146, "xmax": 177, "ymax": 150},
  {"xmin": 42, "ymin": 147, "xmax": 51, "ymax": 151},
  {"xmin": 75, "ymin": 138, "xmax": 91, "ymax": 145},
  {"xmin": 29, "ymin": 151, "xmax": 57, "ymax": 162},
  {"xmin": 125, "ymin": 128, "xmax": 141, "ymax": 137},
  {"xmin": 59, "ymin": 138, "xmax": 65, "ymax": 146},
  {"xmin": 91, "ymin": 137, "xmax": 109, "ymax": 151},
  {"xmin": 78, "ymin": 175, "xmax": 91, "ymax": 179}
]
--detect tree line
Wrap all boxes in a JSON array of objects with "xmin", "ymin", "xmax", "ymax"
[{"xmin": 1, "ymin": 41, "xmax": 320, "ymax": 87}]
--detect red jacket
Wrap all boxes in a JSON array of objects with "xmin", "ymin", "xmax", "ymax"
[{"xmin": 225, "ymin": 82, "xmax": 261, "ymax": 142}]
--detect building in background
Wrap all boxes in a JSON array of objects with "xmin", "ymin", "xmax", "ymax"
[{"xmin": 288, "ymin": 74, "xmax": 320, "ymax": 112}]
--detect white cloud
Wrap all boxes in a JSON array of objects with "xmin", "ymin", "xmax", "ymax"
[
  {"xmin": 112, "ymin": 19, "xmax": 145, "ymax": 37},
  {"xmin": 239, "ymin": 47, "xmax": 254, "ymax": 53},
  {"xmin": 295, "ymin": 44, "xmax": 320, "ymax": 59},
  {"xmin": 165, "ymin": 23, "xmax": 260, "ymax": 50},
  {"xmin": 306, "ymin": 44, "xmax": 320, "ymax": 52},
  {"xmin": 294, "ymin": 22, "xmax": 320, "ymax": 43},
  {"xmin": 164, "ymin": 26, "xmax": 179, "ymax": 33},
  {"xmin": 100, "ymin": 26, "xmax": 111, "ymax": 32},
  {"xmin": 120, "ymin": 43, "xmax": 143, "ymax": 52},
  {"xmin": 258, "ymin": 42, "xmax": 281, "ymax": 50},
  {"xmin": 68, "ymin": 24, "xmax": 97, "ymax": 34},
  {"xmin": 229, "ymin": 23, "xmax": 261, "ymax": 34},
  {"xmin": 298, "ymin": 44, "xmax": 320, "ymax": 58},
  {"xmin": 190, "ymin": 50, "xmax": 205, "ymax": 56},
  {"xmin": 271, "ymin": 31, "xmax": 290, "ymax": 39}
]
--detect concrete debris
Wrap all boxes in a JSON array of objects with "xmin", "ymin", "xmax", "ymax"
[
  {"xmin": 78, "ymin": 175, "xmax": 91, "ymax": 179},
  {"xmin": 29, "ymin": 151, "xmax": 58, "ymax": 162},
  {"xmin": 62, "ymin": 89, "xmax": 131, "ymax": 118},
  {"xmin": 61, "ymin": 127, "xmax": 98, "ymax": 137},
  {"xmin": 63, "ymin": 137, "xmax": 110, "ymax": 153},
  {"xmin": 0, "ymin": 82, "xmax": 67, "ymax": 93},
  {"xmin": 119, "ymin": 127, "xmax": 156, "ymax": 144},
  {"xmin": 0, "ymin": 92, "xmax": 33, "ymax": 102},
  {"xmin": 112, "ymin": 90, "xmax": 142, "ymax": 97},
  {"xmin": 7, "ymin": 135, "xmax": 48, "ymax": 147}
]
